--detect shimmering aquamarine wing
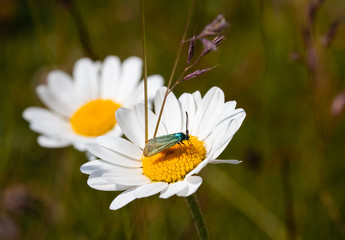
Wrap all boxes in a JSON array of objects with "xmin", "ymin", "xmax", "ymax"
[{"xmin": 143, "ymin": 134, "xmax": 182, "ymax": 157}]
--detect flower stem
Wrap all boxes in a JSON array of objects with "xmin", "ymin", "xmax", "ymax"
[
  {"xmin": 140, "ymin": 0, "xmax": 148, "ymax": 142},
  {"xmin": 186, "ymin": 194, "xmax": 209, "ymax": 240}
]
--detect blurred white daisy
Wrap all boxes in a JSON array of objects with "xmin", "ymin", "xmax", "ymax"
[
  {"xmin": 23, "ymin": 56, "xmax": 163, "ymax": 151},
  {"xmin": 81, "ymin": 86, "xmax": 246, "ymax": 210}
]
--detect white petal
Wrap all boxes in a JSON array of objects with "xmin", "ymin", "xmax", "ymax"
[
  {"xmin": 73, "ymin": 58, "xmax": 99, "ymax": 104},
  {"xmin": 95, "ymin": 136, "xmax": 142, "ymax": 160},
  {"xmin": 37, "ymin": 135, "xmax": 70, "ymax": 148},
  {"xmin": 80, "ymin": 159, "xmax": 143, "ymax": 175},
  {"xmin": 178, "ymin": 93, "xmax": 196, "ymax": 133},
  {"xmin": 103, "ymin": 172, "xmax": 151, "ymax": 186},
  {"xmin": 100, "ymin": 56, "xmax": 121, "ymax": 99},
  {"xmin": 125, "ymin": 74, "xmax": 164, "ymax": 107},
  {"xmin": 133, "ymin": 103, "xmax": 167, "ymax": 139},
  {"xmin": 87, "ymin": 143, "xmax": 142, "ymax": 168},
  {"xmin": 47, "ymin": 70, "xmax": 78, "ymax": 114},
  {"xmin": 116, "ymin": 107, "xmax": 145, "ymax": 149},
  {"xmin": 134, "ymin": 182, "xmax": 168, "ymax": 198},
  {"xmin": 192, "ymin": 91, "xmax": 202, "ymax": 108},
  {"xmin": 203, "ymin": 116, "xmax": 235, "ymax": 153},
  {"xmin": 36, "ymin": 86, "xmax": 71, "ymax": 118},
  {"xmin": 154, "ymin": 87, "xmax": 183, "ymax": 133},
  {"xmin": 193, "ymin": 87, "xmax": 224, "ymax": 139},
  {"xmin": 116, "ymin": 57, "xmax": 142, "ymax": 102},
  {"xmin": 177, "ymin": 176, "xmax": 203, "ymax": 197},
  {"xmin": 219, "ymin": 101, "xmax": 237, "ymax": 121},
  {"xmin": 23, "ymin": 107, "xmax": 64, "ymax": 123},
  {"xmin": 104, "ymin": 123, "xmax": 123, "ymax": 138},
  {"xmin": 209, "ymin": 159, "xmax": 242, "ymax": 164},
  {"xmin": 88, "ymin": 176, "xmax": 128, "ymax": 191},
  {"xmin": 23, "ymin": 107, "xmax": 70, "ymax": 135},
  {"xmin": 86, "ymin": 151, "xmax": 97, "ymax": 161},
  {"xmin": 159, "ymin": 181, "xmax": 188, "ymax": 199},
  {"xmin": 186, "ymin": 154, "xmax": 212, "ymax": 178},
  {"xmin": 110, "ymin": 188, "xmax": 137, "ymax": 210},
  {"xmin": 73, "ymin": 141, "xmax": 89, "ymax": 151},
  {"xmin": 212, "ymin": 110, "xmax": 246, "ymax": 159}
]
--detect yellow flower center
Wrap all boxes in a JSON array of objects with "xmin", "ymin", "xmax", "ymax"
[
  {"xmin": 70, "ymin": 99, "xmax": 121, "ymax": 137},
  {"xmin": 142, "ymin": 136, "xmax": 206, "ymax": 183}
]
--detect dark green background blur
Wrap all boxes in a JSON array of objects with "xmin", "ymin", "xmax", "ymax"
[{"xmin": 1, "ymin": 0, "xmax": 345, "ymax": 239}]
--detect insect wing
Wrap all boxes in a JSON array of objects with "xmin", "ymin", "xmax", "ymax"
[{"xmin": 144, "ymin": 134, "xmax": 181, "ymax": 157}]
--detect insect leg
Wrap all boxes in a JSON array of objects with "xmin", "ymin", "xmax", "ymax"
[
  {"xmin": 164, "ymin": 149, "xmax": 170, "ymax": 161},
  {"xmin": 180, "ymin": 141, "xmax": 188, "ymax": 153}
]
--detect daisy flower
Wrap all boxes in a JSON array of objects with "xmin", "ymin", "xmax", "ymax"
[
  {"xmin": 23, "ymin": 56, "xmax": 163, "ymax": 151},
  {"xmin": 81, "ymin": 86, "xmax": 245, "ymax": 210}
]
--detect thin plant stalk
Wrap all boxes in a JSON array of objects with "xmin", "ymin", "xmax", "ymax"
[
  {"xmin": 153, "ymin": 0, "xmax": 197, "ymax": 138},
  {"xmin": 140, "ymin": 0, "xmax": 148, "ymax": 142},
  {"xmin": 186, "ymin": 194, "xmax": 209, "ymax": 240},
  {"xmin": 66, "ymin": 0, "xmax": 98, "ymax": 60}
]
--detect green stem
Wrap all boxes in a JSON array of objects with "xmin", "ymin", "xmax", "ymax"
[
  {"xmin": 186, "ymin": 194, "xmax": 209, "ymax": 240},
  {"xmin": 140, "ymin": 0, "xmax": 148, "ymax": 142},
  {"xmin": 153, "ymin": 0, "xmax": 196, "ymax": 138},
  {"xmin": 67, "ymin": 0, "xmax": 98, "ymax": 60}
]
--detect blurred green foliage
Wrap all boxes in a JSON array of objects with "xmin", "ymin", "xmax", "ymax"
[{"xmin": 1, "ymin": 0, "xmax": 345, "ymax": 239}]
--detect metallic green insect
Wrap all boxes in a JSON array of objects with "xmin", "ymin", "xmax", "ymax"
[{"xmin": 143, "ymin": 112, "xmax": 190, "ymax": 157}]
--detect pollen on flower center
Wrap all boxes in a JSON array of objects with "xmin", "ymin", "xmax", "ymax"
[
  {"xmin": 70, "ymin": 99, "xmax": 121, "ymax": 137},
  {"xmin": 142, "ymin": 136, "xmax": 206, "ymax": 183}
]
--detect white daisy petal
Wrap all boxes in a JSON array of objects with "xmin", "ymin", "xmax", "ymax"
[
  {"xmin": 116, "ymin": 57, "xmax": 142, "ymax": 101},
  {"xmin": 116, "ymin": 107, "xmax": 145, "ymax": 149},
  {"xmin": 192, "ymin": 91, "xmax": 202, "ymax": 108},
  {"xmin": 73, "ymin": 142, "xmax": 88, "ymax": 151},
  {"xmin": 186, "ymin": 154, "xmax": 214, "ymax": 178},
  {"xmin": 24, "ymin": 56, "xmax": 163, "ymax": 152},
  {"xmin": 23, "ymin": 107, "xmax": 70, "ymax": 135},
  {"xmin": 212, "ymin": 111, "xmax": 246, "ymax": 159},
  {"xmin": 73, "ymin": 58, "xmax": 99, "ymax": 103},
  {"xmin": 79, "ymin": 85, "xmax": 245, "ymax": 210},
  {"xmin": 87, "ymin": 143, "xmax": 142, "ymax": 168},
  {"xmin": 193, "ymin": 87, "xmax": 225, "ymax": 139},
  {"xmin": 204, "ymin": 108, "xmax": 245, "ymax": 155},
  {"xmin": 86, "ymin": 151, "xmax": 97, "ymax": 161},
  {"xmin": 219, "ymin": 101, "xmax": 237, "ymax": 121},
  {"xmin": 100, "ymin": 56, "xmax": 121, "ymax": 99},
  {"xmin": 23, "ymin": 107, "xmax": 65, "ymax": 124},
  {"xmin": 80, "ymin": 159, "xmax": 143, "ymax": 175},
  {"xmin": 95, "ymin": 136, "xmax": 143, "ymax": 160},
  {"xmin": 47, "ymin": 71, "xmax": 79, "ymax": 113},
  {"xmin": 178, "ymin": 93, "xmax": 196, "ymax": 133},
  {"xmin": 159, "ymin": 181, "xmax": 188, "ymax": 199},
  {"xmin": 176, "ymin": 176, "xmax": 203, "ymax": 197},
  {"xmin": 134, "ymin": 182, "xmax": 169, "ymax": 198},
  {"xmin": 133, "ymin": 104, "xmax": 167, "ymax": 139},
  {"xmin": 37, "ymin": 135, "xmax": 70, "ymax": 148},
  {"xmin": 209, "ymin": 159, "xmax": 242, "ymax": 164},
  {"xmin": 154, "ymin": 87, "xmax": 183, "ymax": 133},
  {"xmin": 126, "ymin": 74, "xmax": 164, "ymax": 107},
  {"xmin": 110, "ymin": 188, "xmax": 137, "ymax": 210},
  {"xmin": 88, "ymin": 176, "xmax": 128, "ymax": 191},
  {"xmin": 36, "ymin": 86, "xmax": 70, "ymax": 118},
  {"xmin": 104, "ymin": 172, "xmax": 151, "ymax": 186},
  {"xmin": 203, "ymin": 116, "xmax": 234, "ymax": 153}
]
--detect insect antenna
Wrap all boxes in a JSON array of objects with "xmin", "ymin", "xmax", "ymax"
[
  {"xmin": 184, "ymin": 111, "xmax": 193, "ymax": 147},
  {"xmin": 185, "ymin": 111, "xmax": 189, "ymax": 135}
]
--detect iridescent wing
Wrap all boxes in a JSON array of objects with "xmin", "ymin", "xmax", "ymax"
[{"xmin": 143, "ymin": 134, "xmax": 181, "ymax": 157}]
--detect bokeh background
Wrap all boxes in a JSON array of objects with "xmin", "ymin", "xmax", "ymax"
[{"xmin": 1, "ymin": 0, "xmax": 345, "ymax": 239}]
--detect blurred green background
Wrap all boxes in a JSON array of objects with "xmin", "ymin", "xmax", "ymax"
[{"xmin": 1, "ymin": 0, "xmax": 345, "ymax": 239}]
